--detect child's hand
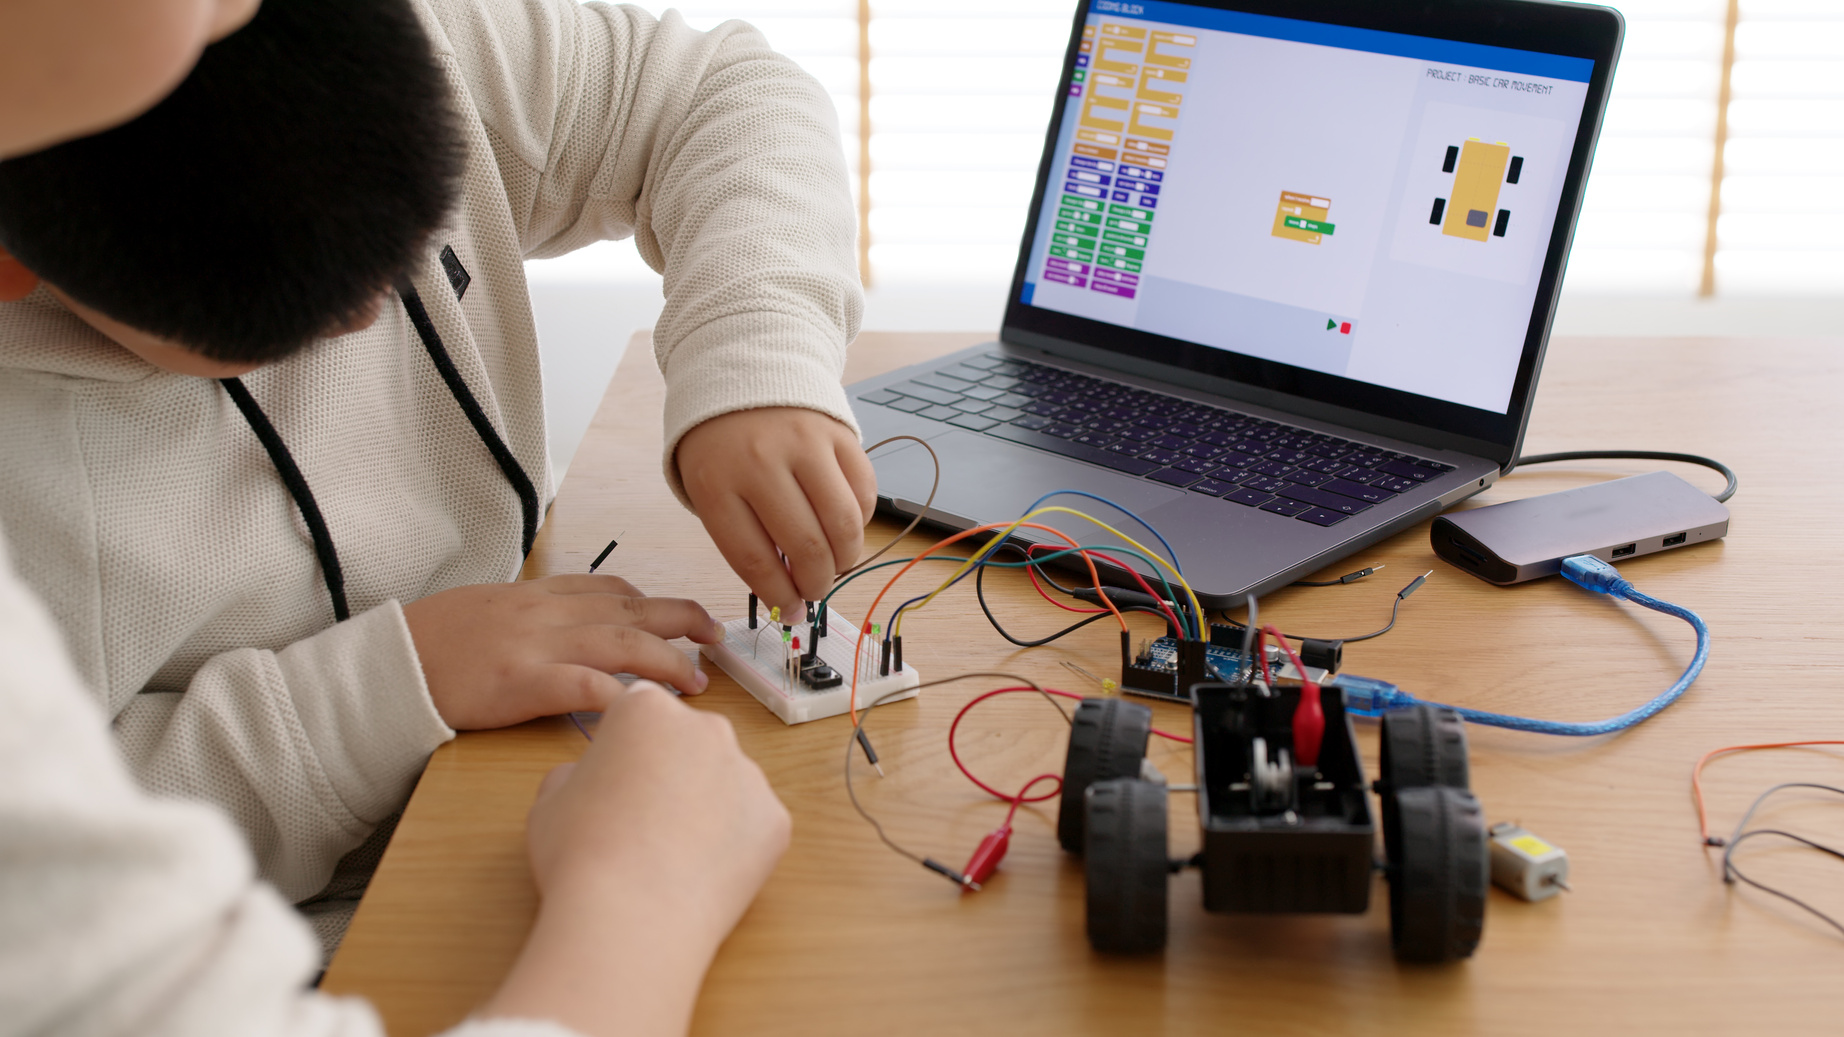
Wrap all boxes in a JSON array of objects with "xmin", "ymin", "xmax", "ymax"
[
  {"xmin": 482, "ymin": 682, "xmax": 790, "ymax": 1037},
  {"xmin": 524, "ymin": 681, "xmax": 790, "ymax": 938},
  {"xmin": 402, "ymin": 574, "xmax": 722, "ymax": 730},
  {"xmin": 676, "ymin": 407, "xmax": 877, "ymax": 615}
]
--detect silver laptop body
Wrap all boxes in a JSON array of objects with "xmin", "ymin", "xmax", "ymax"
[{"xmin": 852, "ymin": 0, "xmax": 1623, "ymax": 607}]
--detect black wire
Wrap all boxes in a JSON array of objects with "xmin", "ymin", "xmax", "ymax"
[
  {"xmin": 1239, "ymin": 593, "xmax": 1257, "ymax": 686},
  {"xmin": 1217, "ymin": 585, "xmax": 1408, "ymax": 645},
  {"xmin": 1014, "ymin": 543, "xmax": 1202, "ymax": 636},
  {"xmin": 1515, "ymin": 450, "xmax": 1738, "ymax": 503},
  {"xmin": 844, "ymin": 672, "xmax": 1072, "ymax": 888},
  {"xmin": 1720, "ymin": 782, "xmax": 1844, "ymax": 940},
  {"xmin": 1028, "ymin": 554, "xmax": 1083, "ymax": 596},
  {"xmin": 973, "ymin": 553, "xmax": 1169, "ymax": 647},
  {"xmin": 1340, "ymin": 596, "xmax": 1404, "ymax": 643},
  {"xmin": 1291, "ymin": 565, "xmax": 1382, "ymax": 587},
  {"xmin": 1723, "ymin": 830, "xmax": 1844, "ymax": 940},
  {"xmin": 844, "ymin": 686, "xmax": 935, "ymax": 870}
]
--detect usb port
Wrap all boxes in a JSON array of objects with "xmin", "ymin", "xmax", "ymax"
[
  {"xmin": 1612, "ymin": 543, "xmax": 1636, "ymax": 558},
  {"xmin": 1662, "ymin": 532, "xmax": 1688, "ymax": 547}
]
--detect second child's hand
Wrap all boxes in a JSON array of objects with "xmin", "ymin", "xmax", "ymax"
[
  {"xmin": 402, "ymin": 574, "xmax": 722, "ymax": 730},
  {"xmin": 676, "ymin": 407, "xmax": 877, "ymax": 615}
]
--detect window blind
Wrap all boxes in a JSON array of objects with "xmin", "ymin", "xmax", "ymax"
[
  {"xmin": 541, "ymin": 0, "xmax": 1842, "ymax": 298},
  {"xmin": 1718, "ymin": 0, "xmax": 1844, "ymax": 292}
]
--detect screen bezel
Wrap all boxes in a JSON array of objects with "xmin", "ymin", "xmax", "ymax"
[{"xmin": 999, "ymin": 0, "xmax": 1624, "ymax": 466}]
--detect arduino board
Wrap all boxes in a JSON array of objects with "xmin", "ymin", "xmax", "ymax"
[
  {"xmin": 1122, "ymin": 633, "xmax": 1329, "ymax": 703},
  {"xmin": 702, "ymin": 605, "xmax": 919, "ymax": 725}
]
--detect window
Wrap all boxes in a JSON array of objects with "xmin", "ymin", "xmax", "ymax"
[
  {"xmin": 532, "ymin": 0, "xmax": 1844, "ymax": 299},
  {"xmin": 1719, "ymin": 0, "xmax": 1844, "ymax": 292}
]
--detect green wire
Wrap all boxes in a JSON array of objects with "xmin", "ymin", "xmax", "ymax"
[{"xmin": 817, "ymin": 543, "xmax": 1192, "ymax": 632}]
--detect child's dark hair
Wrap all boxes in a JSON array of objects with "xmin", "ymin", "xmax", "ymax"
[{"xmin": 0, "ymin": 0, "xmax": 463, "ymax": 363}]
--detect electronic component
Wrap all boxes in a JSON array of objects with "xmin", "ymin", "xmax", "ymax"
[
  {"xmin": 1488, "ymin": 822, "xmax": 1570, "ymax": 901},
  {"xmin": 703, "ymin": 604, "xmax": 919, "ymax": 725},
  {"xmin": 1337, "ymin": 555, "xmax": 1711, "ymax": 736},
  {"xmin": 1433, "ymin": 470, "xmax": 1729, "ymax": 584},
  {"xmin": 1120, "ymin": 624, "xmax": 1327, "ymax": 702},
  {"xmin": 960, "ymin": 825, "xmax": 1011, "ymax": 889}
]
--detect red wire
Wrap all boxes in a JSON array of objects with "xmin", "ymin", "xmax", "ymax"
[
  {"xmin": 1022, "ymin": 543, "xmax": 1190, "ymax": 638},
  {"xmin": 1080, "ymin": 548, "xmax": 1188, "ymax": 637},
  {"xmin": 1023, "ymin": 544, "xmax": 1104, "ymax": 614},
  {"xmin": 1003, "ymin": 773, "xmax": 1062, "ymax": 826},
  {"xmin": 950, "ymin": 687, "xmax": 1081, "ymax": 801},
  {"xmin": 1262, "ymin": 624, "xmax": 1311, "ymax": 682},
  {"xmin": 1692, "ymin": 740, "xmax": 1844, "ymax": 844},
  {"xmin": 949, "ymin": 685, "xmax": 1194, "ymax": 811},
  {"xmin": 1254, "ymin": 627, "xmax": 1273, "ymax": 685},
  {"xmin": 849, "ymin": 520, "xmax": 1126, "ymax": 722}
]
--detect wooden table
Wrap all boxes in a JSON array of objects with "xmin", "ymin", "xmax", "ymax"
[{"xmin": 324, "ymin": 332, "xmax": 1844, "ymax": 1035}]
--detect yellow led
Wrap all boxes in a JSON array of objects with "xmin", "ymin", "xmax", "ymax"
[
  {"xmin": 769, "ymin": 606, "xmax": 781, "ymax": 623},
  {"xmin": 1101, "ymin": 679, "xmax": 1119, "ymax": 693}
]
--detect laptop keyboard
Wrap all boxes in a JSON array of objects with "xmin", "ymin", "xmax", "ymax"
[{"xmin": 855, "ymin": 353, "xmax": 1454, "ymax": 528}]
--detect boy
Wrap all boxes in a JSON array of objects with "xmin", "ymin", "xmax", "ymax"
[
  {"xmin": 3, "ymin": 6, "xmax": 789, "ymax": 1036},
  {"xmin": 2, "ymin": 528, "xmax": 791, "ymax": 1037},
  {"xmin": 0, "ymin": 0, "xmax": 870, "ymax": 949}
]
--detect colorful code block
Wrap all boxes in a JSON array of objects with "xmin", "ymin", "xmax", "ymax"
[{"xmin": 1272, "ymin": 190, "xmax": 1334, "ymax": 245}]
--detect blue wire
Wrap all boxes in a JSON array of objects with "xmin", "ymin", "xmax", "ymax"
[
  {"xmin": 883, "ymin": 543, "xmax": 1191, "ymax": 641},
  {"xmin": 871, "ymin": 490, "xmax": 1197, "ymax": 641},
  {"xmin": 1016, "ymin": 489, "xmax": 1198, "ymax": 637},
  {"xmin": 1336, "ymin": 556, "xmax": 1710, "ymax": 736},
  {"xmin": 1020, "ymin": 489, "xmax": 1186, "ymax": 575}
]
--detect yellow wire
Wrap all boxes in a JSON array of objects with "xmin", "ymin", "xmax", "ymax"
[{"xmin": 891, "ymin": 505, "xmax": 1204, "ymax": 637}]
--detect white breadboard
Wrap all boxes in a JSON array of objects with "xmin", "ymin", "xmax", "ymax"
[{"xmin": 701, "ymin": 605, "xmax": 919, "ymax": 725}]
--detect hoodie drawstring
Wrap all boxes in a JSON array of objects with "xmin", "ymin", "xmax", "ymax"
[{"xmin": 221, "ymin": 278, "xmax": 538, "ymax": 623}]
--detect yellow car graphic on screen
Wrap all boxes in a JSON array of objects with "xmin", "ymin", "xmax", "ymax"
[{"xmin": 1430, "ymin": 138, "xmax": 1522, "ymax": 241}]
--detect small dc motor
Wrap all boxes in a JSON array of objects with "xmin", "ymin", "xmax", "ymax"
[{"xmin": 1488, "ymin": 822, "xmax": 1571, "ymax": 901}]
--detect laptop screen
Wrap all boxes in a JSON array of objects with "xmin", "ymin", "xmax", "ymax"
[{"xmin": 1013, "ymin": 0, "xmax": 1600, "ymax": 420}]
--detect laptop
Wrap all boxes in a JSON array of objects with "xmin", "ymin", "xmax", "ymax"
[{"xmin": 851, "ymin": 0, "xmax": 1623, "ymax": 608}]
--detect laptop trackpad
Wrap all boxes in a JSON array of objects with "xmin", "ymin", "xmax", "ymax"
[{"xmin": 873, "ymin": 428, "xmax": 1183, "ymax": 536}]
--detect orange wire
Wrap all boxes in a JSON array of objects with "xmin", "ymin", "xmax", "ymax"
[
  {"xmin": 848, "ymin": 521, "xmax": 1125, "ymax": 723},
  {"xmin": 1693, "ymin": 740, "xmax": 1844, "ymax": 844}
]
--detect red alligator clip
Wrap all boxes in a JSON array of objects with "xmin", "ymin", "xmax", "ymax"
[{"xmin": 960, "ymin": 825, "xmax": 1012, "ymax": 890}]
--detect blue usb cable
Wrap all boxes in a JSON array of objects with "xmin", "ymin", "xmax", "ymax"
[{"xmin": 1336, "ymin": 554, "xmax": 1711, "ymax": 736}]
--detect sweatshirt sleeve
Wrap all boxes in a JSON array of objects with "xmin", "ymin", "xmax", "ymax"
[
  {"xmin": 0, "ymin": 538, "xmax": 581, "ymax": 1037},
  {"xmin": 427, "ymin": 0, "xmax": 863, "ymax": 506},
  {"xmin": 111, "ymin": 600, "xmax": 456, "ymax": 904}
]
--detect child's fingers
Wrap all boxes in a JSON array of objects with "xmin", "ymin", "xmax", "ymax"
[
  {"xmin": 542, "ymin": 625, "xmax": 708, "ymax": 697},
  {"xmin": 554, "ymin": 592, "xmax": 721, "ymax": 643},
  {"xmin": 699, "ymin": 492, "xmax": 801, "ymax": 613},
  {"xmin": 791, "ymin": 455, "xmax": 867, "ymax": 578},
  {"xmin": 533, "ymin": 762, "xmax": 578, "ymax": 806},
  {"xmin": 528, "ymin": 663, "xmax": 631, "ymax": 716},
  {"xmin": 747, "ymin": 471, "xmax": 838, "ymax": 604}
]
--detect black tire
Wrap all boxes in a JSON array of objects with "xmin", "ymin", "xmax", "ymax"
[
  {"xmin": 1379, "ymin": 705, "xmax": 1470, "ymax": 793},
  {"xmin": 1084, "ymin": 778, "xmax": 1169, "ymax": 954},
  {"xmin": 1058, "ymin": 698, "xmax": 1152, "ymax": 853},
  {"xmin": 1385, "ymin": 785, "xmax": 1488, "ymax": 963}
]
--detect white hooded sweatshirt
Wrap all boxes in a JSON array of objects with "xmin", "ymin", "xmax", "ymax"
[
  {"xmin": 0, "ymin": 523, "xmax": 580, "ymax": 1037},
  {"xmin": 0, "ymin": 0, "xmax": 859, "ymax": 948}
]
